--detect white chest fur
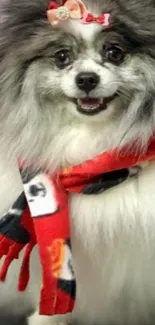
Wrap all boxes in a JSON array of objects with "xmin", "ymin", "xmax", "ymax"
[
  {"xmin": 1, "ymin": 155, "xmax": 155, "ymax": 325},
  {"xmin": 70, "ymin": 161, "xmax": 155, "ymax": 325}
]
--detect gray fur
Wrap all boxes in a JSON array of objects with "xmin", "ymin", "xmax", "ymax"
[
  {"xmin": 1, "ymin": 1, "xmax": 155, "ymax": 324},
  {"xmin": 0, "ymin": 0, "xmax": 155, "ymax": 168}
]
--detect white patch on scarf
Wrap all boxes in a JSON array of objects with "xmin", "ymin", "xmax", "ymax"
[{"xmin": 23, "ymin": 173, "xmax": 58, "ymax": 217}]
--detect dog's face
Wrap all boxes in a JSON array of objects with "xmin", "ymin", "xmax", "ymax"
[
  {"xmin": 0, "ymin": 0, "xmax": 155, "ymax": 168},
  {"xmin": 42, "ymin": 22, "xmax": 135, "ymax": 121}
]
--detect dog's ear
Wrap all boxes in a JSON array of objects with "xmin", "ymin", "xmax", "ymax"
[
  {"xmin": 0, "ymin": 0, "xmax": 63, "ymax": 64},
  {"xmin": 0, "ymin": 0, "xmax": 51, "ymax": 55},
  {"xmin": 116, "ymin": 0, "xmax": 155, "ymax": 43}
]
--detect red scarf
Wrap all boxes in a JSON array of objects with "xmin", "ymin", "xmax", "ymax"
[{"xmin": 0, "ymin": 139, "xmax": 155, "ymax": 315}]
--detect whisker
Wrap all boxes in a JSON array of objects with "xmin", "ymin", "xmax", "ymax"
[
  {"xmin": 118, "ymin": 120, "xmax": 136, "ymax": 147},
  {"xmin": 116, "ymin": 89, "xmax": 131, "ymax": 99}
]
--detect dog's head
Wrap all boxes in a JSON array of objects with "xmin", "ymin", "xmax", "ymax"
[{"xmin": 0, "ymin": 0, "xmax": 155, "ymax": 169}]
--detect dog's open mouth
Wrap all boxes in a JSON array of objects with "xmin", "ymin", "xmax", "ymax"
[{"xmin": 76, "ymin": 94, "xmax": 118, "ymax": 116}]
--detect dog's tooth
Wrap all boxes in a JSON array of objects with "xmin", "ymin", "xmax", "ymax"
[{"xmin": 77, "ymin": 98, "xmax": 102, "ymax": 111}]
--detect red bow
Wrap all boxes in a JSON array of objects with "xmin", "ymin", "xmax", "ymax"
[
  {"xmin": 85, "ymin": 13, "xmax": 107, "ymax": 25},
  {"xmin": 48, "ymin": 0, "xmax": 69, "ymax": 10},
  {"xmin": 48, "ymin": 1, "xmax": 60, "ymax": 9}
]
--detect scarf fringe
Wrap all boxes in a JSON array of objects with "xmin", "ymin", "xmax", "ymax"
[
  {"xmin": 0, "ymin": 238, "xmax": 36, "ymax": 291},
  {"xmin": 0, "ymin": 241, "xmax": 24, "ymax": 281},
  {"xmin": 18, "ymin": 241, "xmax": 36, "ymax": 291}
]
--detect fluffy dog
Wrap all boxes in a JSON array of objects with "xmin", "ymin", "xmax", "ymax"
[{"xmin": 0, "ymin": 0, "xmax": 155, "ymax": 324}]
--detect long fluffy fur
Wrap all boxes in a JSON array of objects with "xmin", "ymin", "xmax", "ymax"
[{"xmin": 1, "ymin": 0, "xmax": 155, "ymax": 324}]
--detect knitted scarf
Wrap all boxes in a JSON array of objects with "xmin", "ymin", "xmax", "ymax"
[{"xmin": 0, "ymin": 139, "xmax": 155, "ymax": 315}]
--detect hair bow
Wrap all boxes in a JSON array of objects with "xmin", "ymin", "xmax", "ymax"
[
  {"xmin": 82, "ymin": 12, "xmax": 110, "ymax": 26},
  {"xmin": 47, "ymin": 0, "xmax": 88, "ymax": 25}
]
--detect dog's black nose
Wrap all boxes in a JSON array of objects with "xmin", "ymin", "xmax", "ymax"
[{"xmin": 76, "ymin": 72, "xmax": 100, "ymax": 93}]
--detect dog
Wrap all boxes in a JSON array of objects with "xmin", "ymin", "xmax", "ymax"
[{"xmin": 0, "ymin": 0, "xmax": 155, "ymax": 324}]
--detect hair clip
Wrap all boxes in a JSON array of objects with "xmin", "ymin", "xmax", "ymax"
[
  {"xmin": 47, "ymin": 0, "xmax": 110, "ymax": 26},
  {"xmin": 47, "ymin": 0, "xmax": 87, "ymax": 25},
  {"xmin": 81, "ymin": 12, "xmax": 110, "ymax": 26}
]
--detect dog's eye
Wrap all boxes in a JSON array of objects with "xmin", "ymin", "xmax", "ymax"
[
  {"xmin": 105, "ymin": 46, "xmax": 124, "ymax": 64},
  {"xmin": 54, "ymin": 49, "xmax": 70, "ymax": 68}
]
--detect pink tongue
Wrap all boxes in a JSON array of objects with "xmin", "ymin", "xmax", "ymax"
[{"xmin": 81, "ymin": 98, "xmax": 100, "ymax": 105}]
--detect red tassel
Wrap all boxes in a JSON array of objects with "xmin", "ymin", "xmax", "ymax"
[
  {"xmin": 18, "ymin": 241, "xmax": 35, "ymax": 291},
  {"xmin": 0, "ymin": 243, "xmax": 24, "ymax": 281}
]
